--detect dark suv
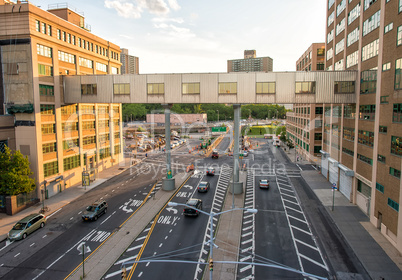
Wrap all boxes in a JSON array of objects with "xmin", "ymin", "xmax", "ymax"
[
  {"xmin": 183, "ymin": 198, "xmax": 202, "ymax": 216},
  {"xmin": 82, "ymin": 200, "xmax": 108, "ymax": 221}
]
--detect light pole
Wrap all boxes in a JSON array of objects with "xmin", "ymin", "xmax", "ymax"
[
  {"xmin": 168, "ymin": 202, "xmax": 257, "ymax": 280},
  {"xmin": 216, "ymin": 110, "xmax": 219, "ymax": 122}
]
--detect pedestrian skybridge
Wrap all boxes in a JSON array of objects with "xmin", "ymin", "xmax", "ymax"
[{"xmin": 63, "ymin": 71, "xmax": 357, "ymax": 105}]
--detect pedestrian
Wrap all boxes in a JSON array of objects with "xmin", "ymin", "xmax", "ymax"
[{"xmin": 145, "ymin": 153, "xmax": 148, "ymax": 158}]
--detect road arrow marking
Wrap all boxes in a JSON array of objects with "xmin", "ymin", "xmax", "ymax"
[
  {"xmin": 77, "ymin": 242, "xmax": 91, "ymax": 255},
  {"xmin": 165, "ymin": 207, "xmax": 178, "ymax": 214},
  {"xmin": 121, "ymin": 206, "xmax": 133, "ymax": 213},
  {"xmin": 183, "ymin": 184, "xmax": 193, "ymax": 189}
]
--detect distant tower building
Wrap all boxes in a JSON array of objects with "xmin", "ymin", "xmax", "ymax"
[
  {"xmin": 120, "ymin": 48, "xmax": 139, "ymax": 74},
  {"xmin": 227, "ymin": 50, "xmax": 273, "ymax": 72}
]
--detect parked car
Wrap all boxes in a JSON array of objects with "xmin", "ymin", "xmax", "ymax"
[
  {"xmin": 243, "ymin": 150, "xmax": 248, "ymax": 157},
  {"xmin": 197, "ymin": 181, "xmax": 210, "ymax": 192},
  {"xmin": 183, "ymin": 198, "xmax": 203, "ymax": 216},
  {"xmin": 259, "ymin": 179, "xmax": 270, "ymax": 189},
  {"xmin": 206, "ymin": 167, "xmax": 215, "ymax": 176},
  {"xmin": 8, "ymin": 213, "xmax": 47, "ymax": 241},
  {"xmin": 82, "ymin": 200, "xmax": 108, "ymax": 221},
  {"xmin": 212, "ymin": 150, "xmax": 219, "ymax": 159}
]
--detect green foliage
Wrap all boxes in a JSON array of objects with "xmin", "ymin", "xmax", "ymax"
[
  {"xmin": 275, "ymin": 126, "xmax": 286, "ymax": 136},
  {"xmin": 279, "ymin": 131, "xmax": 287, "ymax": 142},
  {"xmin": 0, "ymin": 146, "xmax": 36, "ymax": 195},
  {"xmin": 137, "ymin": 126, "xmax": 145, "ymax": 132},
  {"xmin": 286, "ymin": 139, "xmax": 294, "ymax": 149}
]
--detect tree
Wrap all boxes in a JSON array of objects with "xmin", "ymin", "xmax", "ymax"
[
  {"xmin": 279, "ymin": 131, "xmax": 287, "ymax": 142},
  {"xmin": 286, "ymin": 139, "xmax": 294, "ymax": 150},
  {"xmin": 0, "ymin": 146, "xmax": 36, "ymax": 195}
]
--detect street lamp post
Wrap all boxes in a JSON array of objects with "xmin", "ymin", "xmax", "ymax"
[
  {"xmin": 168, "ymin": 202, "xmax": 257, "ymax": 280},
  {"xmin": 216, "ymin": 110, "xmax": 219, "ymax": 122}
]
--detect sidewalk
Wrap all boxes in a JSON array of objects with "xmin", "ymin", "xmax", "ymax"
[
  {"xmin": 282, "ymin": 146, "xmax": 402, "ymax": 280},
  {"xmin": 0, "ymin": 157, "xmax": 136, "ymax": 242}
]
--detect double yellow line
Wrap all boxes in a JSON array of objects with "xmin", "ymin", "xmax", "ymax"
[{"xmin": 65, "ymin": 181, "xmax": 159, "ymax": 280}]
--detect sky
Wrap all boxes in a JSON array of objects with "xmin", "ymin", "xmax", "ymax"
[{"xmin": 29, "ymin": 0, "xmax": 326, "ymax": 74}]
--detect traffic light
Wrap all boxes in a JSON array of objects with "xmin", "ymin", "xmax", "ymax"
[
  {"xmin": 209, "ymin": 258, "xmax": 214, "ymax": 271},
  {"xmin": 121, "ymin": 267, "xmax": 127, "ymax": 279}
]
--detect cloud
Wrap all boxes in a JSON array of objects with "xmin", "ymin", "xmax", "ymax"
[
  {"xmin": 153, "ymin": 23, "xmax": 195, "ymax": 39},
  {"xmin": 104, "ymin": 0, "xmax": 172, "ymax": 18},
  {"xmin": 152, "ymin": 17, "xmax": 184, "ymax": 24},
  {"xmin": 167, "ymin": 0, "xmax": 180, "ymax": 11}
]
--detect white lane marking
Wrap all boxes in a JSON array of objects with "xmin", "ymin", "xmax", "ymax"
[
  {"xmin": 14, "ymin": 253, "xmax": 20, "ymax": 257},
  {"xmin": 100, "ymin": 215, "xmax": 112, "ymax": 225},
  {"xmin": 240, "ymin": 264, "xmax": 252, "ymax": 272},
  {"xmin": 146, "ymin": 262, "xmax": 150, "ymax": 266},
  {"xmin": 30, "ymin": 243, "xmax": 35, "ymax": 247},
  {"xmin": 47, "ymin": 208, "xmax": 62, "ymax": 218},
  {"xmin": 42, "ymin": 235, "xmax": 47, "ymax": 238},
  {"xmin": 240, "ymin": 255, "xmax": 252, "ymax": 262},
  {"xmin": 290, "ymin": 225, "xmax": 312, "ymax": 236},
  {"xmin": 138, "ymin": 272, "xmax": 143, "ymax": 277},
  {"xmin": 165, "ymin": 236, "xmax": 168, "ymax": 240},
  {"xmin": 312, "ymin": 165, "xmax": 317, "ymax": 170},
  {"xmin": 127, "ymin": 244, "xmax": 142, "ymax": 252},
  {"xmin": 115, "ymin": 254, "xmax": 138, "ymax": 265},
  {"xmin": 241, "ymin": 232, "xmax": 252, "ymax": 238},
  {"xmin": 78, "ymin": 211, "xmax": 82, "ymax": 215},
  {"xmin": 136, "ymin": 235, "xmax": 146, "ymax": 241},
  {"xmin": 295, "ymin": 164, "xmax": 302, "ymax": 171},
  {"xmin": 32, "ymin": 229, "xmax": 97, "ymax": 280},
  {"xmin": 0, "ymin": 264, "xmax": 3, "ymax": 267},
  {"xmin": 299, "ymin": 253, "xmax": 328, "ymax": 269},
  {"xmin": 282, "ymin": 198, "xmax": 299, "ymax": 206},
  {"xmin": 112, "ymin": 190, "xmax": 115, "ymax": 192},
  {"xmin": 159, "ymin": 243, "xmax": 163, "ymax": 248},
  {"xmin": 70, "ymin": 217, "xmax": 74, "ymax": 220},
  {"xmin": 288, "ymin": 215, "xmax": 308, "ymax": 225},
  {"xmin": 241, "ymin": 239, "xmax": 253, "ymax": 245},
  {"xmin": 105, "ymin": 266, "xmax": 132, "ymax": 279},
  {"xmin": 295, "ymin": 239, "xmax": 320, "ymax": 251},
  {"xmin": 144, "ymin": 227, "xmax": 151, "ymax": 232}
]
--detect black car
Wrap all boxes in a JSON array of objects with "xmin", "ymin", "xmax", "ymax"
[
  {"xmin": 183, "ymin": 198, "xmax": 202, "ymax": 216},
  {"xmin": 197, "ymin": 181, "xmax": 210, "ymax": 192},
  {"xmin": 206, "ymin": 167, "xmax": 215, "ymax": 176},
  {"xmin": 82, "ymin": 200, "xmax": 108, "ymax": 221},
  {"xmin": 212, "ymin": 150, "xmax": 219, "ymax": 159}
]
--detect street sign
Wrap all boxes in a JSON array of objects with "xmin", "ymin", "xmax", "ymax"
[{"xmin": 332, "ymin": 183, "xmax": 337, "ymax": 190}]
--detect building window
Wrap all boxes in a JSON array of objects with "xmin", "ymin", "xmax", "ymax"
[
  {"xmin": 62, "ymin": 122, "xmax": 78, "ymax": 132},
  {"xmin": 398, "ymin": 26, "xmax": 402, "ymax": 46},
  {"xmin": 382, "ymin": 62, "xmax": 391, "ymax": 71},
  {"xmin": 358, "ymin": 130, "xmax": 374, "ymax": 147},
  {"xmin": 393, "ymin": 103, "xmax": 402, "ymax": 122},
  {"xmin": 362, "ymin": 10, "xmax": 381, "ymax": 36},
  {"xmin": 346, "ymin": 51, "xmax": 359, "ymax": 68},
  {"xmin": 82, "ymin": 121, "xmax": 95, "ymax": 130},
  {"xmin": 57, "ymin": 29, "xmax": 61, "ymax": 40},
  {"xmin": 96, "ymin": 62, "xmax": 108, "ymax": 72},
  {"xmin": 325, "ymin": 106, "xmax": 331, "ymax": 116},
  {"xmin": 343, "ymin": 147, "xmax": 354, "ymax": 157},
  {"xmin": 400, "ymin": 0, "xmax": 402, "ymax": 12},
  {"xmin": 391, "ymin": 136, "xmax": 402, "ymax": 156},
  {"xmin": 348, "ymin": 3, "xmax": 360, "ymax": 25},
  {"xmin": 336, "ymin": 18, "xmax": 345, "ymax": 36},
  {"xmin": 335, "ymin": 81, "xmax": 355, "ymax": 94},
  {"xmin": 42, "ymin": 143, "xmax": 56, "ymax": 154},
  {"xmin": 79, "ymin": 57, "xmax": 93, "ymax": 68},
  {"xmin": 40, "ymin": 104, "xmax": 55, "ymax": 115},
  {"xmin": 81, "ymin": 84, "xmax": 97, "ymax": 95},
  {"xmin": 335, "ymin": 39, "xmax": 345, "ymax": 55},
  {"xmin": 328, "ymin": 11, "xmax": 335, "ymax": 26},
  {"xmin": 114, "ymin": 83, "xmax": 130, "ymax": 95},
  {"xmin": 315, "ymin": 133, "xmax": 322, "ymax": 140},
  {"xmin": 111, "ymin": 67, "xmax": 119, "ymax": 74},
  {"xmin": 315, "ymin": 107, "xmax": 323, "ymax": 114},
  {"xmin": 37, "ymin": 44, "xmax": 52, "ymax": 58},
  {"xmin": 47, "ymin": 25, "xmax": 52, "ymax": 36},
  {"xmin": 337, "ymin": 0, "xmax": 346, "ymax": 16},
  {"xmin": 344, "ymin": 104, "xmax": 356, "ymax": 118},
  {"xmin": 347, "ymin": 27, "xmax": 360, "ymax": 47},
  {"xmin": 343, "ymin": 127, "xmax": 355, "ymax": 141},
  {"xmin": 360, "ymin": 70, "xmax": 377, "ymax": 94},
  {"xmin": 182, "ymin": 83, "xmax": 200, "ymax": 94},
  {"xmin": 335, "ymin": 59, "xmax": 344, "ymax": 70},
  {"xmin": 43, "ymin": 161, "xmax": 58, "ymax": 177},
  {"xmin": 100, "ymin": 147, "xmax": 111, "ymax": 159},
  {"xmin": 396, "ymin": 58, "xmax": 402, "ymax": 90},
  {"xmin": 357, "ymin": 153, "xmax": 373, "ymax": 165},
  {"xmin": 378, "ymin": 155, "xmax": 386, "ymax": 164},
  {"xmin": 41, "ymin": 124, "xmax": 55, "ymax": 134},
  {"xmin": 315, "ymin": 120, "xmax": 322, "ymax": 128},
  {"xmin": 39, "ymin": 85, "xmax": 54, "ymax": 96},
  {"xmin": 114, "ymin": 144, "xmax": 121, "ymax": 155},
  {"xmin": 72, "ymin": 35, "xmax": 76, "ymax": 45},
  {"xmin": 327, "ymin": 48, "xmax": 333, "ymax": 61},
  {"xmin": 219, "ymin": 82, "xmax": 237, "ymax": 94},
  {"xmin": 38, "ymin": 64, "xmax": 53, "ymax": 76},
  {"xmin": 62, "ymin": 31, "xmax": 66, "ymax": 42},
  {"xmin": 314, "ymin": 146, "xmax": 322, "ymax": 154},
  {"xmin": 329, "ymin": 0, "xmax": 335, "ymax": 9},
  {"xmin": 81, "ymin": 105, "xmax": 95, "ymax": 114},
  {"xmin": 380, "ymin": 96, "xmax": 389, "ymax": 104},
  {"xmin": 376, "ymin": 182, "xmax": 384, "ymax": 193},
  {"xmin": 35, "ymin": 20, "xmax": 40, "ymax": 32},
  {"xmin": 390, "ymin": 167, "xmax": 401, "ymax": 179},
  {"xmin": 359, "ymin": 105, "xmax": 376, "ymax": 120},
  {"xmin": 295, "ymin": 82, "xmax": 316, "ymax": 94},
  {"xmin": 317, "ymin": 63, "xmax": 324, "ymax": 70},
  {"xmin": 147, "ymin": 83, "xmax": 165, "ymax": 95},
  {"xmin": 83, "ymin": 136, "xmax": 96, "ymax": 146},
  {"xmin": 388, "ymin": 198, "xmax": 399, "ymax": 212},
  {"xmin": 256, "ymin": 82, "xmax": 275, "ymax": 94},
  {"xmin": 41, "ymin": 22, "xmax": 46, "ymax": 34},
  {"xmin": 379, "ymin": 126, "xmax": 387, "ymax": 134},
  {"xmin": 64, "ymin": 155, "xmax": 80, "ymax": 171},
  {"xmin": 362, "ymin": 39, "xmax": 379, "ymax": 61},
  {"xmin": 58, "ymin": 51, "xmax": 75, "ymax": 64},
  {"xmin": 327, "ymin": 29, "xmax": 334, "ymax": 43},
  {"xmin": 384, "ymin": 22, "xmax": 393, "ymax": 34},
  {"xmin": 364, "ymin": 0, "xmax": 378, "ymax": 11}
]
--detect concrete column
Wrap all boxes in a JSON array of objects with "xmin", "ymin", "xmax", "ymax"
[
  {"xmin": 162, "ymin": 104, "xmax": 175, "ymax": 190},
  {"xmin": 231, "ymin": 104, "xmax": 243, "ymax": 197}
]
